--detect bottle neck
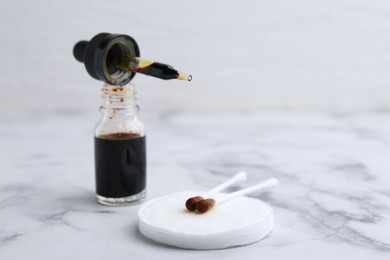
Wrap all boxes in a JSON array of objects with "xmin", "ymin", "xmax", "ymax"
[
  {"xmin": 95, "ymin": 83, "xmax": 145, "ymax": 137},
  {"xmin": 100, "ymin": 84, "xmax": 139, "ymax": 114}
]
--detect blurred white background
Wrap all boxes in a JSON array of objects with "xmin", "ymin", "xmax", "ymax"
[{"xmin": 1, "ymin": 0, "xmax": 390, "ymax": 118}]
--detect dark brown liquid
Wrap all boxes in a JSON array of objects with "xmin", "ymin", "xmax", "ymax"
[
  {"xmin": 107, "ymin": 52, "xmax": 188, "ymax": 81},
  {"xmin": 133, "ymin": 62, "xmax": 179, "ymax": 80},
  {"xmin": 94, "ymin": 133, "xmax": 146, "ymax": 198}
]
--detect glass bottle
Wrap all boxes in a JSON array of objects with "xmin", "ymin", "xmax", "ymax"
[{"xmin": 94, "ymin": 84, "xmax": 146, "ymax": 206}]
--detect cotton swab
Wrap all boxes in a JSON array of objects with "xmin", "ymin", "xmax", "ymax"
[
  {"xmin": 196, "ymin": 178, "xmax": 279, "ymax": 213},
  {"xmin": 185, "ymin": 171, "xmax": 247, "ymax": 211}
]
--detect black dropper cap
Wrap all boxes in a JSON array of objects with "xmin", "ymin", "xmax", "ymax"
[{"xmin": 73, "ymin": 33, "xmax": 140, "ymax": 86}]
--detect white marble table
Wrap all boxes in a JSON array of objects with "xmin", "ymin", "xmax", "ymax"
[{"xmin": 1, "ymin": 112, "xmax": 390, "ymax": 259}]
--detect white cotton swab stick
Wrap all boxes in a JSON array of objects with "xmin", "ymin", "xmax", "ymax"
[
  {"xmin": 203, "ymin": 171, "xmax": 247, "ymax": 197},
  {"xmin": 217, "ymin": 177, "xmax": 278, "ymax": 204},
  {"xmin": 196, "ymin": 178, "xmax": 279, "ymax": 213},
  {"xmin": 185, "ymin": 171, "xmax": 248, "ymax": 211}
]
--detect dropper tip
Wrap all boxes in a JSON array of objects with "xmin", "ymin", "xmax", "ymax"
[{"xmin": 178, "ymin": 72, "xmax": 192, "ymax": 81}]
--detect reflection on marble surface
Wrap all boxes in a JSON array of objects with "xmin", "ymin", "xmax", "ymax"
[{"xmin": 0, "ymin": 112, "xmax": 390, "ymax": 259}]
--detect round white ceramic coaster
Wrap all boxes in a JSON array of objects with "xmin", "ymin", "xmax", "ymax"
[{"xmin": 138, "ymin": 191, "xmax": 273, "ymax": 250}]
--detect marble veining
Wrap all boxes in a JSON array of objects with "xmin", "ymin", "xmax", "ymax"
[{"xmin": 0, "ymin": 112, "xmax": 390, "ymax": 259}]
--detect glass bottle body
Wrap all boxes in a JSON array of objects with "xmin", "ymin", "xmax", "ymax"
[{"xmin": 94, "ymin": 84, "xmax": 146, "ymax": 206}]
